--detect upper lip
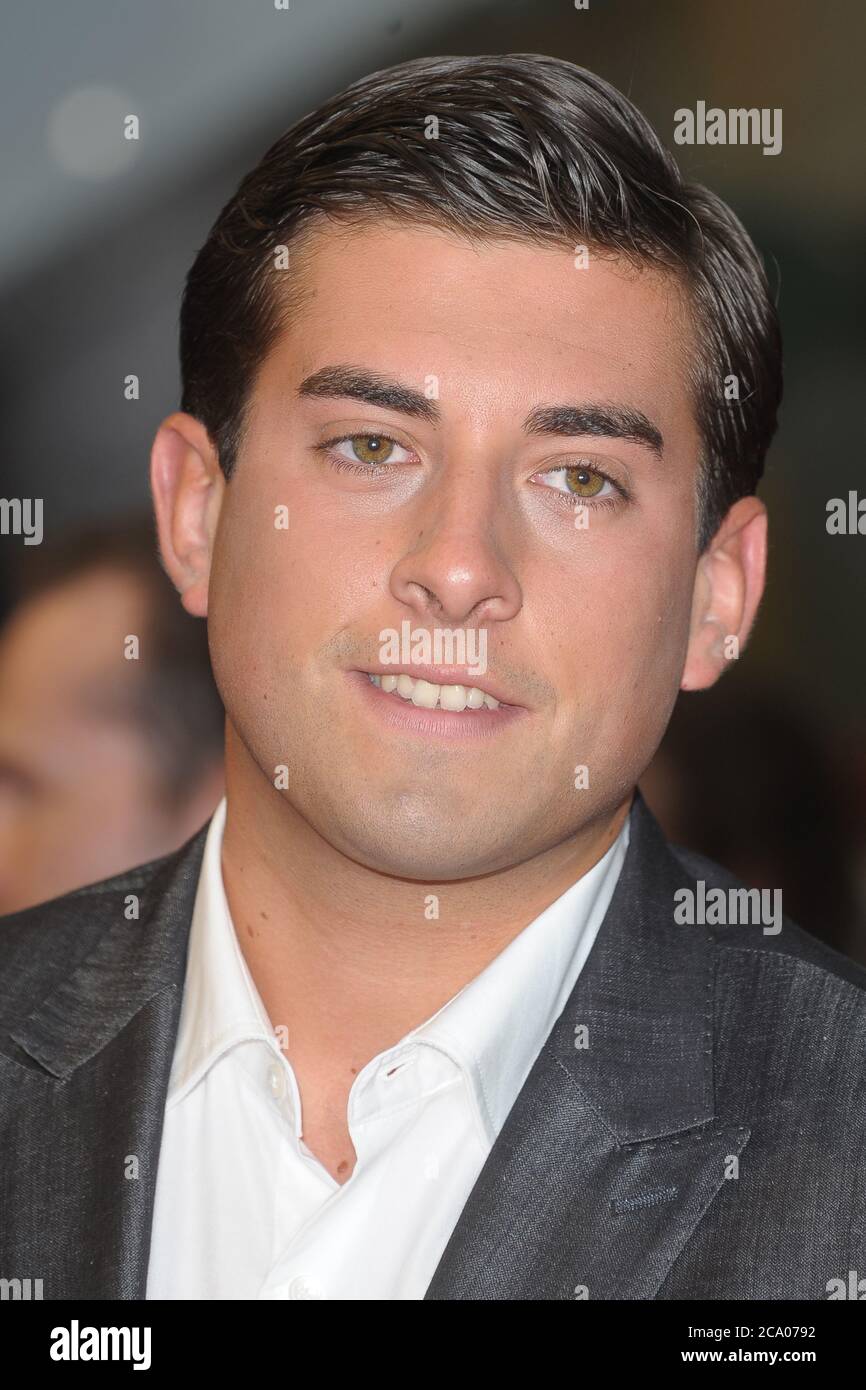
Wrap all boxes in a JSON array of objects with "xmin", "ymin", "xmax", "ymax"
[{"xmin": 356, "ymin": 663, "xmax": 522, "ymax": 708}]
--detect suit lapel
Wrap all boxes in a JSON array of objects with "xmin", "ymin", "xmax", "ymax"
[
  {"xmin": 425, "ymin": 793, "xmax": 750, "ymax": 1300},
  {"xmin": 0, "ymin": 825, "xmax": 208, "ymax": 1299}
]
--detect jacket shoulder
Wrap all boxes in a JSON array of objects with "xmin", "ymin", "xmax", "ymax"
[
  {"xmin": 0, "ymin": 838, "xmax": 200, "ymax": 1024},
  {"xmin": 670, "ymin": 839, "xmax": 866, "ymax": 993},
  {"xmin": 669, "ymin": 840, "xmax": 866, "ymax": 1153}
]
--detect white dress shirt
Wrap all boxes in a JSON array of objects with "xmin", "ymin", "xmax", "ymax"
[{"xmin": 146, "ymin": 797, "xmax": 629, "ymax": 1300}]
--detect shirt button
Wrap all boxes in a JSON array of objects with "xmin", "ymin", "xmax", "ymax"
[
  {"xmin": 287, "ymin": 1274, "xmax": 324, "ymax": 1300},
  {"xmin": 269, "ymin": 1063, "xmax": 287, "ymax": 1101}
]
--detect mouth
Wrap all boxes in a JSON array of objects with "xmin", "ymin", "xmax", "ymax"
[{"xmin": 347, "ymin": 666, "xmax": 527, "ymax": 739}]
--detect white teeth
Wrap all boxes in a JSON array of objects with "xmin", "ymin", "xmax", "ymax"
[
  {"xmin": 439, "ymin": 685, "xmax": 468, "ymax": 712},
  {"xmin": 367, "ymin": 672, "xmax": 501, "ymax": 711},
  {"xmin": 410, "ymin": 678, "xmax": 439, "ymax": 709}
]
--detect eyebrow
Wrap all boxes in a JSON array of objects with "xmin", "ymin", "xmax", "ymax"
[{"xmin": 297, "ymin": 364, "xmax": 665, "ymax": 458}]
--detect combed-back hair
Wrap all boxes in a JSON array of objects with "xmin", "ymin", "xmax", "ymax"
[{"xmin": 180, "ymin": 53, "xmax": 782, "ymax": 549}]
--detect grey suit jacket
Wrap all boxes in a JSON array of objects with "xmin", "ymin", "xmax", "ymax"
[{"xmin": 1, "ymin": 791, "xmax": 864, "ymax": 1300}]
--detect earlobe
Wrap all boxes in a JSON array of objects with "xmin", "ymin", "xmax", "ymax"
[
  {"xmin": 680, "ymin": 497, "xmax": 768, "ymax": 692},
  {"xmin": 150, "ymin": 412, "xmax": 224, "ymax": 619}
]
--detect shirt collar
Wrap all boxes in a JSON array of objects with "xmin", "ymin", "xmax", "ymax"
[
  {"xmin": 168, "ymin": 797, "xmax": 275, "ymax": 1104},
  {"xmin": 168, "ymin": 795, "xmax": 630, "ymax": 1137},
  {"xmin": 405, "ymin": 815, "xmax": 629, "ymax": 1141}
]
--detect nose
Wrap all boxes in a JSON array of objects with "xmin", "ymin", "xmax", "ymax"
[{"xmin": 388, "ymin": 464, "xmax": 523, "ymax": 627}]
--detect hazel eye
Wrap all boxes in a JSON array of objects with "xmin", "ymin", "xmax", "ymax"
[
  {"xmin": 315, "ymin": 431, "xmax": 418, "ymax": 479},
  {"xmin": 561, "ymin": 465, "xmax": 606, "ymax": 498},
  {"xmin": 536, "ymin": 462, "xmax": 617, "ymax": 500},
  {"xmin": 343, "ymin": 434, "xmax": 396, "ymax": 465}
]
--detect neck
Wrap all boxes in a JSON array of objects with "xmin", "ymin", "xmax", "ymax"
[{"xmin": 219, "ymin": 729, "xmax": 632, "ymax": 1060}]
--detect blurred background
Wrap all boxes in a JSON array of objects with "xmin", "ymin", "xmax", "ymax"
[{"xmin": 0, "ymin": 0, "xmax": 863, "ymax": 956}]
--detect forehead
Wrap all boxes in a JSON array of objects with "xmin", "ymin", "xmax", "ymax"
[{"xmin": 261, "ymin": 218, "xmax": 699, "ymax": 443}]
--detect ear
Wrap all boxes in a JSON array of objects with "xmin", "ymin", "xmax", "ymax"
[
  {"xmin": 680, "ymin": 496, "xmax": 767, "ymax": 691},
  {"xmin": 150, "ymin": 413, "xmax": 225, "ymax": 618}
]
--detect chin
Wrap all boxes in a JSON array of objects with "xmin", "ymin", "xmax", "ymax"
[{"xmin": 332, "ymin": 816, "xmax": 524, "ymax": 882}]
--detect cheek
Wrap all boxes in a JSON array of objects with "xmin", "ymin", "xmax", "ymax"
[
  {"xmin": 538, "ymin": 531, "xmax": 695, "ymax": 725},
  {"xmin": 206, "ymin": 501, "xmax": 287, "ymax": 713},
  {"xmin": 207, "ymin": 484, "xmax": 371, "ymax": 704}
]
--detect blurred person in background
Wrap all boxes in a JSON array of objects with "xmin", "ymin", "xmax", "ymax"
[{"xmin": 0, "ymin": 516, "xmax": 224, "ymax": 914}]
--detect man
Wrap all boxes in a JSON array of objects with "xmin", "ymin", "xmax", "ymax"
[
  {"xmin": 0, "ymin": 518, "xmax": 224, "ymax": 914},
  {"xmin": 0, "ymin": 54, "xmax": 863, "ymax": 1301}
]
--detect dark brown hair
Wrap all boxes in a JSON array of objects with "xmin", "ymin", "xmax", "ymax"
[{"xmin": 180, "ymin": 53, "xmax": 782, "ymax": 549}]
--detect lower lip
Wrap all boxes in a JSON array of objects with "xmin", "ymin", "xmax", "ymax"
[{"xmin": 347, "ymin": 671, "xmax": 527, "ymax": 740}]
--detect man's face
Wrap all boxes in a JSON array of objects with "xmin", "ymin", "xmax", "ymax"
[{"xmin": 205, "ymin": 220, "xmax": 704, "ymax": 878}]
